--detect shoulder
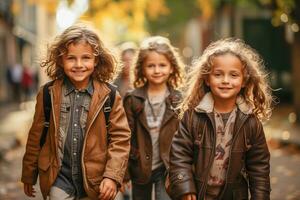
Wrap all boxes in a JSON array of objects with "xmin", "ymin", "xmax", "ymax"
[
  {"xmin": 170, "ymin": 88, "xmax": 182, "ymax": 99},
  {"xmin": 124, "ymin": 88, "xmax": 144, "ymax": 101},
  {"xmin": 246, "ymin": 114, "xmax": 262, "ymax": 129},
  {"xmin": 105, "ymin": 82, "xmax": 117, "ymax": 91}
]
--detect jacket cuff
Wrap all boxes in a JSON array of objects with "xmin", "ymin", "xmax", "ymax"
[
  {"xmin": 169, "ymin": 174, "xmax": 197, "ymax": 200},
  {"xmin": 21, "ymin": 172, "xmax": 38, "ymax": 185}
]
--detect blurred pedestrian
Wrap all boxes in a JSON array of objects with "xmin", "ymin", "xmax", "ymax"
[
  {"xmin": 169, "ymin": 38, "xmax": 272, "ymax": 200},
  {"xmin": 21, "ymin": 65, "xmax": 34, "ymax": 101},
  {"xmin": 123, "ymin": 36, "xmax": 185, "ymax": 200},
  {"xmin": 21, "ymin": 23, "xmax": 131, "ymax": 200},
  {"xmin": 6, "ymin": 63, "xmax": 23, "ymax": 102},
  {"xmin": 114, "ymin": 42, "xmax": 137, "ymax": 98}
]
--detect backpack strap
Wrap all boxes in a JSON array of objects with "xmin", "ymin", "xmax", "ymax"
[
  {"xmin": 103, "ymin": 83, "xmax": 117, "ymax": 129},
  {"xmin": 40, "ymin": 80, "xmax": 54, "ymax": 148}
]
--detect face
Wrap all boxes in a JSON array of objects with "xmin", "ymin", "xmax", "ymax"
[
  {"xmin": 62, "ymin": 41, "xmax": 96, "ymax": 89},
  {"xmin": 142, "ymin": 51, "xmax": 173, "ymax": 87},
  {"xmin": 206, "ymin": 53, "xmax": 245, "ymax": 103}
]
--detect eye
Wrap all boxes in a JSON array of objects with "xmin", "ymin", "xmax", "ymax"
[
  {"xmin": 83, "ymin": 55, "xmax": 92, "ymax": 60},
  {"xmin": 146, "ymin": 64, "xmax": 155, "ymax": 68},
  {"xmin": 231, "ymin": 72, "xmax": 240, "ymax": 77},
  {"xmin": 214, "ymin": 72, "xmax": 221, "ymax": 77},
  {"xmin": 66, "ymin": 56, "xmax": 75, "ymax": 60}
]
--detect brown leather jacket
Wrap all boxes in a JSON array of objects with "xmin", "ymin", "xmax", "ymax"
[
  {"xmin": 123, "ymin": 86, "xmax": 182, "ymax": 184},
  {"xmin": 21, "ymin": 79, "xmax": 131, "ymax": 199},
  {"xmin": 169, "ymin": 109, "xmax": 271, "ymax": 200}
]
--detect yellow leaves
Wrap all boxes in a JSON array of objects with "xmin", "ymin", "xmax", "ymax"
[
  {"xmin": 146, "ymin": 0, "xmax": 170, "ymax": 20},
  {"xmin": 24, "ymin": 0, "xmax": 59, "ymax": 14},
  {"xmin": 196, "ymin": 0, "xmax": 214, "ymax": 20},
  {"xmin": 11, "ymin": 1, "xmax": 21, "ymax": 16}
]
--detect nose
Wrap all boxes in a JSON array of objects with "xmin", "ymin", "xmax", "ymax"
[
  {"xmin": 222, "ymin": 75, "xmax": 229, "ymax": 83},
  {"xmin": 154, "ymin": 65, "xmax": 160, "ymax": 73},
  {"xmin": 75, "ymin": 59, "xmax": 83, "ymax": 68}
]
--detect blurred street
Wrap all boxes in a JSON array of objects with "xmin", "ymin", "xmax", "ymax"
[{"xmin": 1, "ymin": 101, "xmax": 300, "ymax": 200}]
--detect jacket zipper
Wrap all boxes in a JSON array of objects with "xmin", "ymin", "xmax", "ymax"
[
  {"xmin": 218, "ymin": 115, "xmax": 249, "ymax": 199},
  {"xmin": 201, "ymin": 113, "xmax": 216, "ymax": 198},
  {"xmin": 81, "ymin": 95, "xmax": 109, "ymax": 191}
]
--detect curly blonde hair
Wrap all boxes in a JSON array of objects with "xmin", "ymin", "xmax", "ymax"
[
  {"xmin": 41, "ymin": 23, "xmax": 117, "ymax": 82},
  {"xmin": 181, "ymin": 38, "xmax": 273, "ymax": 121},
  {"xmin": 132, "ymin": 36, "xmax": 185, "ymax": 89}
]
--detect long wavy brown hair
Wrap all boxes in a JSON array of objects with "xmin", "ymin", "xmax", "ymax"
[
  {"xmin": 181, "ymin": 38, "xmax": 273, "ymax": 121},
  {"xmin": 41, "ymin": 23, "xmax": 117, "ymax": 82},
  {"xmin": 132, "ymin": 36, "xmax": 185, "ymax": 89}
]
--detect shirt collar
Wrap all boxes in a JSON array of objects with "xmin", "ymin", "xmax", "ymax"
[
  {"xmin": 194, "ymin": 92, "xmax": 253, "ymax": 114},
  {"xmin": 64, "ymin": 78, "xmax": 94, "ymax": 96}
]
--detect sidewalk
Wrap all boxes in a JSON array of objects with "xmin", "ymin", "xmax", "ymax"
[{"xmin": 0, "ymin": 101, "xmax": 35, "ymax": 160}]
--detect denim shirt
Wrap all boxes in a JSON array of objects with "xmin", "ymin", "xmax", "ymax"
[{"xmin": 53, "ymin": 78, "xmax": 93, "ymax": 198}]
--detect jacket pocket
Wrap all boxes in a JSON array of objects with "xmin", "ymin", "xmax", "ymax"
[
  {"xmin": 38, "ymin": 159, "xmax": 51, "ymax": 172},
  {"xmin": 38, "ymin": 146, "xmax": 52, "ymax": 172},
  {"xmin": 80, "ymin": 102, "xmax": 89, "ymax": 132},
  {"xmin": 60, "ymin": 103, "xmax": 70, "ymax": 134}
]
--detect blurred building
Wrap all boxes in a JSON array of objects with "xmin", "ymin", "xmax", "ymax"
[
  {"xmin": 0, "ymin": 0, "xmax": 56, "ymax": 104},
  {"xmin": 0, "ymin": 0, "xmax": 15, "ymax": 103}
]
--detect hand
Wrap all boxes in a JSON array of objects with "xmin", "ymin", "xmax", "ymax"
[
  {"xmin": 182, "ymin": 193, "xmax": 197, "ymax": 200},
  {"xmin": 119, "ymin": 181, "xmax": 131, "ymax": 193},
  {"xmin": 24, "ymin": 183, "xmax": 36, "ymax": 197},
  {"xmin": 99, "ymin": 178, "xmax": 117, "ymax": 200}
]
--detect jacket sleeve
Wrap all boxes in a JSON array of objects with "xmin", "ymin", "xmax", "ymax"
[
  {"xmin": 21, "ymin": 87, "xmax": 45, "ymax": 185},
  {"xmin": 246, "ymin": 117, "xmax": 271, "ymax": 200},
  {"xmin": 122, "ymin": 93, "xmax": 136, "ymax": 182},
  {"xmin": 103, "ymin": 91, "xmax": 131, "ymax": 185},
  {"xmin": 169, "ymin": 110, "xmax": 197, "ymax": 200}
]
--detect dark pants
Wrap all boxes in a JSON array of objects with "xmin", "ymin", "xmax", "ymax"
[{"xmin": 132, "ymin": 166, "xmax": 171, "ymax": 200}]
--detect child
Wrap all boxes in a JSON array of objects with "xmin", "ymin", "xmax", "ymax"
[
  {"xmin": 114, "ymin": 42, "xmax": 137, "ymax": 97},
  {"xmin": 21, "ymin": 23, "xmax": 131, "ymax": 200},
  {"xmin": 123, "ymin": 36, "xmax": 185, "ymax": 200},
  {"xmin": 169, "ymin": 38, "xmax": 272, "ymax": 200}
]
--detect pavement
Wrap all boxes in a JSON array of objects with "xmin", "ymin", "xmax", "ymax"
[{"xmin": 0, "ymin": 101, "xmax": 35, "ymax": 160}]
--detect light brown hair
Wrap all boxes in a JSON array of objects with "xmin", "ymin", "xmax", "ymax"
[{"xmin": 41, "ymin": 23, "xmax": 117, "ymax": 82}]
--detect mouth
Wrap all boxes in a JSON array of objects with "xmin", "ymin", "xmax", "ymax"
[
  {"xmin": 219, "ymin": 87, "xmax": 232, "ymax": 90},
  {"xmin": 72, "ymin": 70, "xmax": 86, "ymax": 74}
]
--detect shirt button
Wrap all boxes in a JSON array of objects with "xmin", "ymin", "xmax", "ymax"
[
  {"xmin": 73, "ymin": 138, "xmax": 77, "ymax": 142},
  {"xmin": 177, "ymin": 173, "xmax": 183, "ymax": 180},
  {"xmin": 74, "ymin": 123, "xmax": 77, "ymax": 127},
  {"xmin": 77, "ymin": 95, "xmax": 80, "ymax": 98},
  {"xmin": 73, "ymin": 152, "xmax": 77, "ymax": 156},
  {"xmin": 76, "ymin": 109, "xmax": 79, "ymax": 112},
  {"xmin": 146, "ymin": 155, "xmax": 150, "ymax": 160}
]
